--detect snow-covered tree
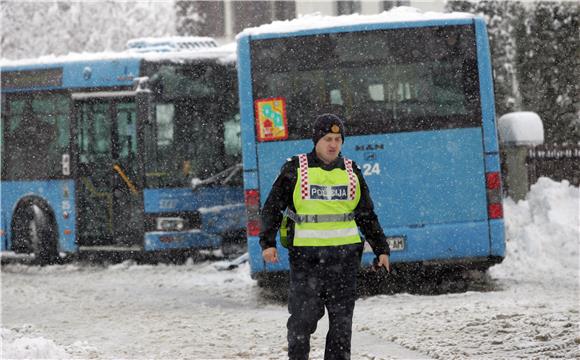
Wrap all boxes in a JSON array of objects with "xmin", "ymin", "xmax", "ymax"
[
  {"xmin": 446, "ymin": 1, "xmax": 579, "ymax": 143},
  {"xmin": 446, "ymin": 1, "xmax": 523, "ymax": 118},
  {"xmin": 0, "ymin": 1, "xmax": 176, "ymax": 60},
  {"xmin": 516, "ymin": 2, "xmax": 579, "ymax": 143}
]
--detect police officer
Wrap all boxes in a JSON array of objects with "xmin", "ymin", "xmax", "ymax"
[{"xmin": 260, "ymin": 113, "xmax": 390, "ymax": 360}]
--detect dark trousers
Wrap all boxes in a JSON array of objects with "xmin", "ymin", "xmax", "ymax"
[{"xmin": 287, "ymin": 243, "xmax": 362, "ymax": 360}]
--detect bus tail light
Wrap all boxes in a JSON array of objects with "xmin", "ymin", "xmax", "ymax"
[
  {"xmin": 486, "ymin": 172, "xmax": 503, "ymax": 219},
  {"xmin": 244, "ymin": 189, "xmax": 261, "ymax": 236}
]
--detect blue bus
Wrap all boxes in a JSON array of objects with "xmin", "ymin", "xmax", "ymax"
[
  {"xmin": 1, "ymin": 37, "xmax": 245, "ymax": 264},
  {"xmin": 236, "ymin": 14, "xmax": 505, "ymax": 280}
]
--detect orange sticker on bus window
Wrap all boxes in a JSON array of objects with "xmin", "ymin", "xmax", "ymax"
[{"xmin": 255, "ymin": 97, "xmax": 288, "ymax": 142}]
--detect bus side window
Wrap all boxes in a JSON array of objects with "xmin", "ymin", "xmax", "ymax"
[{"xmin": 3, "ymin": 95, "xmax": 69, "ymax": 179}]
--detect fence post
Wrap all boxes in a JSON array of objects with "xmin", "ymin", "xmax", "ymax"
[{"xmin": 502, "ymin": 146, "xmax": 530, "ymax": 201}]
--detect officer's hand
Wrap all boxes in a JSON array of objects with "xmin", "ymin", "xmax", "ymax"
[
  {"xmin": 262, "ymin": 247, "xmax": 279, "ymax": 263},
  {"xmin": 377, "ymin": 254, "xmax": 390, "ymax": 273}
]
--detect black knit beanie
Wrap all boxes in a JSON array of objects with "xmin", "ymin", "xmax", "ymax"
[{"xmin": 312, "ymin": 114, "xmax": 345, "ymax": 145}]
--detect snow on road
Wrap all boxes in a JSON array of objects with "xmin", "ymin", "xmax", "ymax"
[{"xmin": 2, "ymin": 178, "xmax": 579, "ymax": 359}]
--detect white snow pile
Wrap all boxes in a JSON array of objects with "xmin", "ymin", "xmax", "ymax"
[
  {"xmin": 1, "ymin": 328, "xmax": 70, "ymax": 359},
  {"xmin": 238, "ymin": 6, "xmax": 474, "ymax": 38},
  {"xmin": 491, "ymin": 177, "xmax": 579, "ymax": 284}
]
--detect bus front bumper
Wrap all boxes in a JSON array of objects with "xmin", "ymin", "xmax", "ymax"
[{"xmin": 144, "ymin": 230, "xmax": 221, "ymax": 251}]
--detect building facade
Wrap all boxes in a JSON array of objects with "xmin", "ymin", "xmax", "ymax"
[{"xmin": 176, "ymin": 1, "xmax": 446, "ymax": 43}]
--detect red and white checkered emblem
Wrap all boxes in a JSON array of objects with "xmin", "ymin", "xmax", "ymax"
[
  {"xmin": 298, "ymin": 154, "xmax": 309, "ymax": 199},
  {"xmin": 344, "ymin": 158, "xmax": 357, "ymax": 200}
]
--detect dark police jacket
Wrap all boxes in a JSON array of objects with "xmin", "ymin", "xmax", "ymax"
[{"xmin": 259, "ymin": 150, "xmax": 390, "ymax": 258}]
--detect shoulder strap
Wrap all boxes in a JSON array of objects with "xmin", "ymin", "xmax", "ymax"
[
  {"xmin": 344, "ymin": 158, "xmax": 357, "ymax": 201},
  {"xmin": 298, "ymin": 154, "xmax": 309, "ymax": 200}
]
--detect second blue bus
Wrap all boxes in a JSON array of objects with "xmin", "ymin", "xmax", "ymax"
[{"xmin": 1, "ymin": 37, "xmax": 245, "ymax": 263}]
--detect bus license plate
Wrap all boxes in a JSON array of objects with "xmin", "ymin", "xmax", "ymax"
[
  {"xmin": 363, "ymin": 236, "xmax": 405, "ymax": 252},
  {"xmin": 387, "ymin": 236, "xmax": 405, "ymax": 251}
]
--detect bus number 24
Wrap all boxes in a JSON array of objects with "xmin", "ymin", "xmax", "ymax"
[{"xmin": 362, "ymin": 163, "xmax": 381, "ymax": 176}]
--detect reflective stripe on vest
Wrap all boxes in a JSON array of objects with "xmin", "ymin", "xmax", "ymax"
[
  {"xmin": 292, "ymin": 154, "xmax": 361, "ymax": 247},
  {"xmin": 286, "ymin": 208, "xmax": 355, "ymax": 224}
]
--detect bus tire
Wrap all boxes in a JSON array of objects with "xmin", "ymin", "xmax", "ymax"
[{"xmin": 13, "ymin": 204, "xmax": 58, "ymax": 266}]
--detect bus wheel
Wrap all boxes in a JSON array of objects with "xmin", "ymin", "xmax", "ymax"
[{"xmin": 15, "ymin": 205, "xmax": 58, "ymax": 265}]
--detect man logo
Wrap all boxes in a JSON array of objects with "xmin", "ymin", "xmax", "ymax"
[{"xmin": 331, "ymin": 124, "xmax": 340, "ymax": 133}]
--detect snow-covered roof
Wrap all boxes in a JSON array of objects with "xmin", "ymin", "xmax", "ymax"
[
  {"xmin": 127, "ymin": 36, "xmax": 219, "ymax": 52},
  {"xmin": 0, "ymin": 41, "xmax": 236, "ymax": 69},
  {"xmin": 237, "ymin": 6, "xmax": 476, "ymax": 38},
  {"xmin": 498, "ymin": 112, "xmax": 545, "ymax": 146}
]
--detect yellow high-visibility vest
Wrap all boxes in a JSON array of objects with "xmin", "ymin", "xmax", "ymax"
[{"xmin": 291, "ymin": 154, "xmax": 361, "ymax": 247}]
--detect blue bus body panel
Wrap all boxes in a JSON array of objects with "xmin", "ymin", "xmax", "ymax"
[
  {"xmin": 248, "ymin": 236, "xmax": 291, "ymax": 274},
  {"xmin": 249, "ymin": 128, "xmax": 490, "ymax": 272},
  {"xmin": 248, "ymin": 219, "xmax": 493, "ymax": 274},
  {"xmin": 63, "ymin": 59, "xmax": 140, "ymax": 90},
  {"xmin": 257, "ymin": 128, "xmax": 488, "ymax": 226},
  {"xmin": 237, "ymin": 36, "xmax": 261, "ymax": 193},
  {"xmin": 144, "ymin": 231, "xmax": 222, "ymax": 251},
  {"xmin": 143, "ymin": 187, "xmax": 245, "ymax": 251},
  {"xmin": 144, "ymin": 187, "xmax": 244, "ymax": 213},
  {"xmin": 474, "ymin": 18, "xmax": 499, "ymax": 154},
  {"xmin": 489, "ymin": 219, "xmax": 506, "ymax": 257},
  {"xmin": 1, "ymin": 58, "xmax": 141, "ymax": 93},
  {"xmin": 485, "ymin": 154, "xmax": 501, "ymax": 172},
  {"xmin": 0, "ymin": 180, "xmax": 77, "ymax": 252},
  {"xmin": 237, "ymin": 36, "xmax": 258, "ymax": 172}
]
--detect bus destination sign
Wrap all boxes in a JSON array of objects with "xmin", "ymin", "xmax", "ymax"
[{"xmin": 1, "ymin": 67, "xmax": 63, "ymax": 90}]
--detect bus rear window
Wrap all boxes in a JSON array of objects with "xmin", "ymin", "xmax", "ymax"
[{"xmin": 251, "ymin": 25, "xmax": 481, "ymax": 139}]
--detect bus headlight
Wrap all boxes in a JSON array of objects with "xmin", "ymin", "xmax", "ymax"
[{"xmin": 156, "ymin": 217, "xmax": 186, "ymax": 232}]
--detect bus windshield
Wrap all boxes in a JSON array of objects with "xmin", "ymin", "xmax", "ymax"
[
  {"xmin": 144, "ymin": 62, "xmax": 241, "ymax": 188},
  {"xmin": 251, "ymin": 25, "xmax": 481, "ymax": 139}
]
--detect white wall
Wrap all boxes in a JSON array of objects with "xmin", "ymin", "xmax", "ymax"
[
  {"xmin": 216, "ymin": 0, "xmax": 446, "ymax": 43},
  {"xmin": 411, "ymin": 0, "xmax": 445, "ymax": 12},
  {"xmin": 295, "ymin": 0, "xmax": 445, "ymax": 16},
  {"xmin": 360, "ymin": 1, "xmax": 382, "ymax": 15},
  {"xmin": 296, "ymin": 1, "xmax": 336, "ymax": 16}
]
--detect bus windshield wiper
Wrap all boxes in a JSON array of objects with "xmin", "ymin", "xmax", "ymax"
[{"xmin": 191, "ymin": 163, "xmax": 242, "ymax": 191}]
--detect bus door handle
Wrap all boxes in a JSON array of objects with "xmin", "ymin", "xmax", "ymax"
[{"xmin": 113, "ymin": 164, "xmax": 138, "ymax": 195}]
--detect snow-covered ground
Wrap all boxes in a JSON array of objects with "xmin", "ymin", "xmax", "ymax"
[{"xmin": 2, "ymin": 177, "xmax": 579, "ymax": 359}]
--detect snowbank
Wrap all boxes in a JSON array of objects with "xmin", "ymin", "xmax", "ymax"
[
  {"xmin": 491, "ymin": 177, "xmax": 579, "ymax": 284},
  {"xmin": 1, "ymin": 328, "xmax": 70, "ymax": 359}
]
